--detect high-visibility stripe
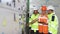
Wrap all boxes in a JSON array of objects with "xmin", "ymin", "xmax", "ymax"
[
  {"xmin": 49, "ymin": 31, "xmax": 52, "ymax": 33},
  {"xmin": 38, "ymin": 23, "xmax": 43, "ymax": 25},
  {"xmin": 31, "ymin": 28, "xmax": 38, "ymax": 30},
  {"xmin": 39, "ymin": 16, "xmax": 48, "ymax": 19},
  {"xmin": 38, "ymin": 23, "xmax": 48, "ymax": 26}
]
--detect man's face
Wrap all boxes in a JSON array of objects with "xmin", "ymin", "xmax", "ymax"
[
  {"xmin": 47, "ymin": 9, "xmax": 53, "ymax": 14},
  {"xmin": 42, "ymin": 10, "xmax": 46, "ymax": 14},
  {"xmin": 34, "ymin": 10, "xmax": 38, "ymax": 14}
]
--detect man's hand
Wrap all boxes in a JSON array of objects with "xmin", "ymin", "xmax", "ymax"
[{"xmin": 29, "ymin": 18, "xmax": 38, "ymax": 24}]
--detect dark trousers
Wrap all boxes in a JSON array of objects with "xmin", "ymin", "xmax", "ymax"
[{"xmin": 30, "ymin": 30, "xmax": 39, "ymax": 34}]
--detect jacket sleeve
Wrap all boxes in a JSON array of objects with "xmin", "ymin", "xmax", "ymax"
[
  {"xmin": 51, "ymin": 15, "xmax": 59, "ymax": 30},
  {"xmin": 29, "ymin": 15, "xmax": 33, "ymax": 22},
  {"xmin": 54, "ymin": 15, "xmax": 58, "ymax": 29},
  {"xmin": 29, "ymin": 15, "xmax": 33, "ymax": 27},
  {"xmin": 51, "ymin": 15, "xmax": 59, "ymax": 34}
]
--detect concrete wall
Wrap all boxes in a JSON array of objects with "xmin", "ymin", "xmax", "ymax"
[
  {"xmin": 0, "ymin": 5, "xmax": 19, "ymax": 34},
  {"xmin": 0, "ymin": 0, "xmax": 27, "ymax": 34}
]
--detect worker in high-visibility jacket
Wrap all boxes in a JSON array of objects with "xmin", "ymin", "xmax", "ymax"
[
  {"xmin": 38, "ymin": 5, "xmax": 48, "ymax": 34},
  {"xmin": 47, "ymin": 5, "xmax": 59, "ymax": 34},
  {"xmin": 29, "ymin": 6, "xmax": 39, "ymax": 34}
]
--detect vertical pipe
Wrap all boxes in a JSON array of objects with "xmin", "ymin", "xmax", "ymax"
[
  {"xmin": 26, "ymin": 0, "xmax": 29, "ymax": 34},
  {"xmin": 0, "ymin": 0, "xmax": 1, "ymax": 3},
  {"xmin": 14, "ymin": 13, "xmax": 16, "ymax": 21},
  {"xmin": 12, "ymin": 0, "xmax": 15, "ymax": 7}
]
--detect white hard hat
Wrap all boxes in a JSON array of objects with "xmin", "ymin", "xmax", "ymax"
[
  {"xmin": 47, "ymin": 5, "xmax": 55, "ymax": 10},
  {"xmin": 33, "ymin": 6, "xmax": 38, "ymax": 10}
]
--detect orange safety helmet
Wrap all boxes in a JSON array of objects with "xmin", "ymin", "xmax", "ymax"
[{"xmin": 41, "ymin": 5, "xmax": 47, "ymax": 11}]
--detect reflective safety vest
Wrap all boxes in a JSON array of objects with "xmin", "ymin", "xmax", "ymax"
[
  {"xmin": 48, "ymin": 13, "xmax": 58, "ymax": 34},
  {"xmin": 38, "ymin": 14, "xmax": 48, "ymax": 23},
  {"xmin": 29, "ymin": 14, "xmax": 39, "ymax": 32},
  {"xmin": 38, "ymin": 14, "xmax": 48, "ymax": 33}
]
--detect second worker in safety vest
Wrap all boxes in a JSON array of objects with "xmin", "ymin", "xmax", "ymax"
[{"xmin": 29, "ymin": 6, "xmax": 39, "ymax": 34}]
